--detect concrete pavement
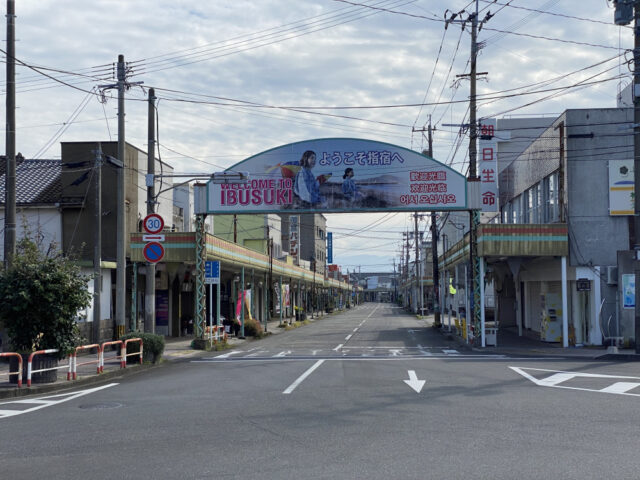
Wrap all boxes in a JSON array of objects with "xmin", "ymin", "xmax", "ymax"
[{"xmin": 0, "ymin": 310, "xmax": 336, "ymax": 399}]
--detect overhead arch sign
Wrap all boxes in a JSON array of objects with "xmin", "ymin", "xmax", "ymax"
[{"xmin": 206, "ymin": 138, "xmax": 467, "ymax": 214}]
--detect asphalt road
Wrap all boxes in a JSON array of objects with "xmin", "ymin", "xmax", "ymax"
[{"xmin": 2, "ymin": 303, "xmax": 640, "ymax": 479}]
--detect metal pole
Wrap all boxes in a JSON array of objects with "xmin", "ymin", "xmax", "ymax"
[
  {"xmin": 279, "ymin": 275, "xmax": 283, "ymax": 326},
  {"xmin": 414, "ymin": 213, "xmax": 419, "ymax": 314},
  {"xmin": 209, "ymin": 282, "xmax": 213, "ymax": 346},
  {"xmin": 93, "ymin": 143, "xmax": 102, "ymax": 343},
  {"xmin": 116, "ymin": 54, "xmax": 126, "ymax": 338},
  {"xmin": 217, "ymin": 278, "xmax": 221, "ymax": 332},
  {"xmin": 145, "ymin": 87, "xmax": 156, "ymax": 333},
  {"xmin": 634, "ymin": 2, "xmax": 640, "ymax": 354},
  {"xmin": 4, "ymin": 0, "xmax": 16, "ymax": 267},
  {"xmin": 240, "ymin": 266, "xmax": 245, "ymax": 337}
]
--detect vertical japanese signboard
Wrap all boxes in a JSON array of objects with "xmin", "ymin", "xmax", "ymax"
[
  {"xmin": 478, "ymin": 119, "xmax": 498, "ymax": 212},
  {"xmin": 289, "ymin": 215, "xmax": 300, "ymax": 265},
  {"xmin": 327, "ymin": 232, "xmax": 333, "ymax": 264}
]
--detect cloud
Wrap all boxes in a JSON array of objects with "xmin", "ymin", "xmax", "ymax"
[{"xmin": 2, "ymin": 0, "xmax": 632, "ymax": 271}]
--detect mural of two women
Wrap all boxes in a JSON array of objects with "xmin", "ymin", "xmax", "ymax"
[{"xmin": 293, "ymin": 150, "xmax": 360, "ymax": 208}]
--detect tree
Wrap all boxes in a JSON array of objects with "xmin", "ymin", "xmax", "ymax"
[{"xmin": 0, "ymin": 238, "xmax": 91, "ymax": 358}]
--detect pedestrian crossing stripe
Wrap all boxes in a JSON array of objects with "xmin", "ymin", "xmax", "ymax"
[{"xmin": 509, "ymin": 367, "xmax": 640, "ymax": 397}]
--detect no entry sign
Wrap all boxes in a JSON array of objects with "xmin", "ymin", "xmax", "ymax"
[
  {"xmin": 143, "ymin": 242, "xmax": 165, "ymax": 263},
  {"xmin": 143, "ymin": 213, "xmax": 164, "ymax": 234}
]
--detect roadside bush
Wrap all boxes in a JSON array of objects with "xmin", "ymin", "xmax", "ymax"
[
  {"xmin": 0, "ymin": 238, "xmax": 91, "ymax": 359},
  {"xmin": 243, "ymin": 317, "xmax": 264, "ymax": 338},
  {"xmin": 121, "ymin": 332, "xmax": 165, "ymax": 364}
]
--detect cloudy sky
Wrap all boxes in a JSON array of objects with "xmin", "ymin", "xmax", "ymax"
[{"xmin": 2, "ymin": 0, "xmax": 631, "ymax": 272}]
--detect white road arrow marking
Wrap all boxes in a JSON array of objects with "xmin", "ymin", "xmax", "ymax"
[
  {"xmin": 273, "ymin": 351, "xmax": 292, "ymax": 358},
  {"xmin": 404, "ymin": 370, "xmax": 425, "ymax": 393},
  {"xmin": 213, "ymin": 350, "xmax": 242, "ymax": 359}
]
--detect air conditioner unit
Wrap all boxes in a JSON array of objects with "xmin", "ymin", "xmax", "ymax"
[{"xmin": 606, "ymin": 266, "xmax": 618, "ymax": 286}]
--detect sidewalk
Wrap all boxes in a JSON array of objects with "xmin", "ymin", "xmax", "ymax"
[{"xmin": 422, "ymin": 313, "xmax": 639, "ymax": 360}]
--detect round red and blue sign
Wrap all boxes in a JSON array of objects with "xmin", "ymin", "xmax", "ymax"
[
  {"xmin": 143, "ymin": 242, "xmax": 165, "ymax": 263},
  {"xmin": 143, "ymin": 213, "xmax": 164, "ymax": 234}
]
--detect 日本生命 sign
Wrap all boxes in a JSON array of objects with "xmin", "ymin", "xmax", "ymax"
[{"xmin": 205, "ymin": 138, "xmax": 467, "ymax": 214}]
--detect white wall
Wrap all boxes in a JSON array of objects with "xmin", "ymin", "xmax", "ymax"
[
  {"xmin": 79, "ymin": 268, "xmax": 112, "ymax": 324},
  {"xmin": 0, "ymin": 207, "xmax": 62, "ymax": 261}
]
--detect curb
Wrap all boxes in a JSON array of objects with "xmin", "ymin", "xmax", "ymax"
[{"xmin": 0, "ymin": 362, "xmax": 158, "ymax": 400}]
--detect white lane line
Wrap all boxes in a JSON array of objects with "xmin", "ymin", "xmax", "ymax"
[
  {"xmin": 333, "ymin": 344, "xmax": 343, "ymax": 351},
  {"xmin": 366, "ymin": 304, "xmax": 380, "ymax": 318},
  {"xmin": 353, "ymin": 328, "xmax": 359, "ymax": 332},
  {"xmin": 283, "ymin": 360, "xmax": 325, "ymax": 394},
  {"xmin": 345, "ymin": 334, "xmax": 353, "ymax": 341}
]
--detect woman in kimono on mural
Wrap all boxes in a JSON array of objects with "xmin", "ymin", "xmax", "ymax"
[{"xmin": 293, "ymin": 150, "xmax": 325, "ymax": 207}]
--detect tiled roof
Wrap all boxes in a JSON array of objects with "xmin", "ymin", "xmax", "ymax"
[{"xmin": 0, "ymin": 157, "xmax": 61, "ymax": 205}]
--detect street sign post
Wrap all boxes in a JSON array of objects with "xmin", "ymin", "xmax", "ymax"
[
  {"xmin": 205, "ymin": 261, "xmax": 220, "ymax": 284},
  {"xmin": 143, "ymin": 242, "xmax": 165, "ymax": 263},
  {"xmin": 143, "ymin": 213, "xmax": 164, "ymax": 234}
]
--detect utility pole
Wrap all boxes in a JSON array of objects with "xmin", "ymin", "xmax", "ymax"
[
  {"xmin": 633, "ymin": 1, "xmax": 640, "ymax": 354},
  {"xmin": 427, "ymin": 121, "xmax": 441, "ymax": 327},
  {"xmin": 93, "ymin": 144, "xmax": 103, "ymax": 343},
  {"xmin": 145, "ymin": 88, "xmax": 156, "ymax": 333},
  {"xmin": 414, "ymin": 213, "xmax": 420, "ymax": 314},
  {"xmin": 115, "ymin": 54, "xmax": 126, "ymax": 339},
  {"xmin": 468, "ymin": 1, "xmax": 480, "ymax": 344},
  {"xmin": 233, "ymin": 214, "xmax": 238, "ymax": 243},
  {"xmin": 629, "ymin": 1, "xmax": 640, "ymax": 354},
  {"xmin": 4, "ymin": 0, "xmax": 16, "ymax": 267}
]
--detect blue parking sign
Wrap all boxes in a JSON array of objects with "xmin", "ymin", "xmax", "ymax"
[{"xmin": 205, "ymin": 261, "xmax": 220, "ymax": 284}]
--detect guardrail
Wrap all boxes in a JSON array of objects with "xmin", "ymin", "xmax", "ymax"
[
  {"xmin": 70, "ymin": 344, "xmax": 102, "ymax": 380},
  {"xmin": 205, "ymin": 325, "xmax": 228, "ymax": 344},
  {"xmin": 123, "ymin": 338, "xmax": 143, "ymax": 367},
  {"xmin": 100, "ymin": 340, "xmax": 124, "ymax": 372},
  {"xmin": 27, "ymin": 349, "xmax": 64, "ymax": 387},
  {"xmin": 2, "ymin": 338, "xmax": 145, "ymax": 388},
  {"xmin": 0, "ymin": 352, "xmax": 22, "ymax": 388}
]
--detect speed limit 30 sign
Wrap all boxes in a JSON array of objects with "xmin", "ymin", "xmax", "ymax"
[{"xmin": 143, "ymin": 213, "xmax": 164, "ymax": 234}]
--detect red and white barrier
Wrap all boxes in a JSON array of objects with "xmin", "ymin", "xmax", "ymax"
[
  {"xmin": 70, "ymin": 344, "xmax": 102, "ymax": 380},
  {"xmin": 27, "ymin": 349, "xmax": 61, "ymax": 387},
  {"xmin": 205, "ymin": 325, "xmax": 228, "ymax": 343},
  {"xmin": 0, "ymin": 352, "xmax": 23, "ymax": 388},
  {"xmin": 122, "ymin": 338, "xmax": 143, "ymax": 367},
  {"xmin": 99, "ymin": 340, "xmax": 124, "ymax": 372}
]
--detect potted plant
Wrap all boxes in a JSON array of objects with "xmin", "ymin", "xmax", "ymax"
[{"xmin": 0, "ymin": 238, "xmax": 91, "ymax": 384}]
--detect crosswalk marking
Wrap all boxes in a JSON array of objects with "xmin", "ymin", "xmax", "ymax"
[{"xmin": 600, "ymin": 382, "xmax": 640, "ymax": 394}]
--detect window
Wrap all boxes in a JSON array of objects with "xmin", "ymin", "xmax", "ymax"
[{"xmin": 543, "ymin": 172, "xmax": 559, "ymax": 223}]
